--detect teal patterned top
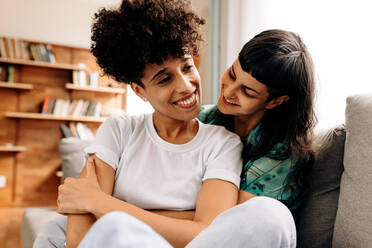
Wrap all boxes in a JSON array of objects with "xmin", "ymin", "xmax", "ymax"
[{"xmin": 198, "ymin": 105, "xmax": 302, "ymax": 212}]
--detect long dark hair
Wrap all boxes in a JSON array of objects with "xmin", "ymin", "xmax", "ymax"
[{"xmin": 238, "ymin": 29, "xmax": 316, "ymax": 160}]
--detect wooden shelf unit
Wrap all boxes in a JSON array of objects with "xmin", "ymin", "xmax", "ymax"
[
  {"xmin": 0, "ymin": 57, "xmax": 84, "ymax": 70},
  {"xmin": 65, "ymin": 83, "xmax": 126, "ymax": 94},
  {"xmin": 5, "ymin": 112, "xmax": 106, "ymax": 123},
  {"xmin": 0, "ymin": 146, "xmax": 27, "ymax": 152},
  {"xmin": 0, "ymin": 82, "xmax": 33, "ymax": 90},
  {"xmin": 0, "ymin": 41, "xmax": 126, "ymax": 207}
]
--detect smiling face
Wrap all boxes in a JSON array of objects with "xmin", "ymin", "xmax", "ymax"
[
  {"xmin": 131, "ymin": 55, "xmax": 201, "ymax": 122},
  {"xmin": 217, "ymin": 59, "xmax": 272, "ymax": 121}
]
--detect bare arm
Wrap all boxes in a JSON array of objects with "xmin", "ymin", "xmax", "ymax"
[
  {"xmin": 238, "ymin": 190, "xmax": 256, "ymax": 204},
  {"xmin": 59, "ymin": 157, "xmax": 238, "ymax": 248},
  {"xmin": 151, "ymin": 210, "xmax": 195, "ymax": 220},
  {"xmin": 89, "ymin": 178, "xmax": 237, "ymax": 248},
  {"xmin": 64, "ymin": 155, "xmax": 115, "ymax": 248}
]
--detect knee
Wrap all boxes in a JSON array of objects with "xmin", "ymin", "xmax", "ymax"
[
  {"xmin": 239, "ymin": 197, "xmax": 296, "ymax": 246},
  {"xmin": 97, "ymin": 211, "xmax": 133, "ymax": 232}
]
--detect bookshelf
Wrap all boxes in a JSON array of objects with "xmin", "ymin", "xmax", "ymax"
[
  {"xmin": 0, "ymin": 39, "xmax": 126, "ymax": 207},
  {"xmin": 65, "ymin": 83, "xmax": 126, "ymax": 94},
  {"xmin": 0, "ymin": 82, "xmax": 33, "ymax": 90},
  {"xmin": 5, "ymin": 112, "xmax": 106, "ymax": 123}
]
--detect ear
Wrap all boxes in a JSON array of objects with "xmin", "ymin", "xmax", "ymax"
[
  {"xmin": 130, "ymin": 83, "xmax": 147, "ymax": 100},
  {"xmin": 265, "ymin": 95, "xmax": 290, "ymax": 110}
]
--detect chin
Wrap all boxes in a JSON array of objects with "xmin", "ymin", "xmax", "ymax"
[{"xmin": 217, "ymin": 98, "xmax": 231, "ymax": 115}]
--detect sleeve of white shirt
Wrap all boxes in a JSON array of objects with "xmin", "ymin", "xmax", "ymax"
[
  {"xmin": 202, "ymin": 133, "xmax": 243, "ymax": 188},
  {"xmin": 84, "ymin": 115, "xmax": 128, "ymax": 171}
]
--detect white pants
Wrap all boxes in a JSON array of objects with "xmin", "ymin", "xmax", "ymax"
[
  {"xmin": 79, "ymin": 197, "xmax": 296, "ymax": 248},
  {"xmin": 34, "ymin": 196, "xmax": 296, "ymax": 248}
]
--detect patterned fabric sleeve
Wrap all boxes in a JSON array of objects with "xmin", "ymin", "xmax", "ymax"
[{"xmin": 240, "ymin": 154, "xmax": 301, "ymax": 211}]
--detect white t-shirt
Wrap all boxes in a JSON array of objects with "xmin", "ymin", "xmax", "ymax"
[{"xmin": 84, "ymin": 113, "xmax": 243, "ymax": 211}]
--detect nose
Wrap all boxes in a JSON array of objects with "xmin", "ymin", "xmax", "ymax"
[
  {"xmin": 175, "ymin": 74, "xmax": 195, "ymax": 93},
  {"xmin": 222, "ymin": 80, "xmax": 237, "ymax": 98}
]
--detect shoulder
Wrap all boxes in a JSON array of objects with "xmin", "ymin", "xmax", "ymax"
[
  {"xmin": 102, "ymin": 113, "xmax": 147, "ymax": 132},
  {"xmin": 200, "ymin": 121, "xmax": 240, "ymax": 144},
  {"xmin": 198, "ymin": 105, "xmax": 219, "ymax": 123}
]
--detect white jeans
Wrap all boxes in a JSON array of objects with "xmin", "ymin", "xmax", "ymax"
[{"xmin": 78, "ymin": 197, "xmax": 296, "ymax": 248}]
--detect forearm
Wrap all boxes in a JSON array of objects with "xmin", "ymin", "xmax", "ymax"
[
  {"xmin": 66, "ymin": 214, "xmax": 95, "ymax": 248},
  {"xmin": 90, "ymin": 193, "xmax": 206, "ymax": 248},
  {"xmin": 151, "ymin": 210, "xmax": 195, "ymax": 220}
]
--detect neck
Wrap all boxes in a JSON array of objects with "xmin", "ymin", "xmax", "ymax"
[
  {"xmin": 233, "ymin": 111, "xmax": 265, "ymax": 137},
  {"xmin": 152, "ymin": 112, "xmax": 198, "ymax": 144}
]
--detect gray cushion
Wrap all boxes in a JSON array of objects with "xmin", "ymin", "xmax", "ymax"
[
  {"xmin": 21, "ymin": 208, "xmax": 59, "ymax": 248},
  {"xmin": 297, "ymin": 125, "xmax": 345, "ymax": 248},
  {"xmin": 332, "ymin": 94, "xmax": 372, "ymax": 247},
  {"xmin": 59, "ymin": 137, "xmax": 93, "ymax": 181}
]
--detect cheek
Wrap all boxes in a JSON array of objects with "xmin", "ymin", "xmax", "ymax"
[
  {"xmin": 147, "ymin": 90, "xmax": 170, "ymax": 105},
  {"xmin": 240, "ymin": 98, "xmax": 266, "ymax": 112}
]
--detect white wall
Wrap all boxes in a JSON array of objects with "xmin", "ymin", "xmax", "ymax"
[
  {"xmin": 0, "ymin": 0, "xmax": 212, "ymax": 114},
  {"xmin": 219, "ymin": 0, "xmax": 372, "ymax": 130},
  {"xmin": 0, "ymin": 0, "xmax": 121, "ymax": 48}
]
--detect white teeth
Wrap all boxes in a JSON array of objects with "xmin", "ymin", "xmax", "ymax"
[
  {"xmin": 175, "ymin": 94, "xmax": 195, "ymax": 105},
  {"xmin": 225, "ymin": 97, "xmax": 237, "ymax": 105}
]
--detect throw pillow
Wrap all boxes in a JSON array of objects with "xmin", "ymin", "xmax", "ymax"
[
  {"xmin": 332, "ymin": 94, "xmax": 372, "ymax": 247},
  {"xmin": 296, "ymin": 125, "xmax": 345, "ymax": 248}
]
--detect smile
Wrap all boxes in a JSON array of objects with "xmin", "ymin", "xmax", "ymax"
[
  {"xmin": 174, "ymin": 92, "xmax": 197, "ymax": 109},
  {"xmin": 223, "ymin": 96, "xmax": 239, "ymax": 106}
]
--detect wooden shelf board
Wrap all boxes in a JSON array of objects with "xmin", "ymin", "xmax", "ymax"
[
  {"xmin": 5, "ymin": 112, "xmax": 106, "ymax": 123},
  {"xmin": 65, "ymin": 83, "xmax": 125, "ymax": 94},
  {"xmin": 0, "ymin": 57, "xmax": 84, "ymax": 70},
  {"xmin": 0, "ymin": 82, "xmax": 33, "ymax": 90},
  {"xmin": 0, "ymin": 146, "xmax": 27, "ymax": 152}
]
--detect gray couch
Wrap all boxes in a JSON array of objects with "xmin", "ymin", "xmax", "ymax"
[{"xmin": 21, "ymin": 94, "xmax": 372, "ymax": 248}]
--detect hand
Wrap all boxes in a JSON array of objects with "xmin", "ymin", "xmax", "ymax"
[{"xmin": 57, "ymin": 157, "xmax": 103, "ymax": 214}]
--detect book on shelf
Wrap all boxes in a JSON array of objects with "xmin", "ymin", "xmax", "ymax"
[
  {"xmin": 5, "ymin": 38, "xmax": 14, "ymax": 59},
  {"xmin": 15, "ymin": 39, "xmax": 23, "ymax": 59},
  {"xmin": 21, "ymin": 41, "xmax": 31, "ymax": 60},
  {"xmin": 89, "ymin": 72, "xmax": 99, "ymax": 87},
  {"xmin": 0, "ymin": 36, "xmax": 57, "ymax": 63},
  {"xmin": 40, "ymin": 96, "xmax": 50, "ymax": 114},
  {"xmin": 94, "ymin": 102, "xmax": 102, "ymax": 117},
  {"xmin": 45, "ymin": 45, "xmax": 56, "ymax": 64},
  {"xmin": 0, "ymin": 37, "xmax": 6, "ymax": 58},
  {"xmin": 72, "ymin": 70, "xmax": 99, "ymax": 87},
  {"xmin": 0, "ymin": 65, "xmax": 7, "ymax": 81},
  {"xmin": 76, "ymin": 122, "xmax": 94, "ymax": 140},
  {"xmin": 40, "ymin": 97, "xmax": 102, "ymax": 117},
  {"xmin": 46, "ymin": 99, "xmax": 55, "ymax": 114},
  {"xmin": 7, "ymin": 66, "xmax": 15, "ymax": 83}
]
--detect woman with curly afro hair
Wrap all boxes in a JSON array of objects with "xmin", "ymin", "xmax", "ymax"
[{"xmin": 34, "ymin": 1, "xmax": 299, "ymax": 248}]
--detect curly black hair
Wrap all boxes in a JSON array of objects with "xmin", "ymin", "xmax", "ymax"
[{"xmin": 91, "ymin": 0, "xmax": 205, "ymax": 87}]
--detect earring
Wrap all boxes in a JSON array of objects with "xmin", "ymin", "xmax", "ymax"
[{"xmin": 142, "ymin": 97, "xmax": 147, "ymax": 102}]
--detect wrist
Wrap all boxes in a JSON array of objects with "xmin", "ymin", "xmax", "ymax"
[{"xmin": 86, "ymin": 190, "xmax": 107, "ymax": 217}]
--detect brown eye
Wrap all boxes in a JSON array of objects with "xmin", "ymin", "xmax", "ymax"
[
  {"xmin": 158, "ymin": 76, "xmax": 170, "ymax": 85},
  {"xmin": 183, "ymin": 64, "xmax": 194, "ymax": 72}
]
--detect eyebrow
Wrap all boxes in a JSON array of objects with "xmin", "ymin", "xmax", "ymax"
[
  {"xmin": 232, "ymin": 64, "xmax": 260, "ymax": 95},
  {"xmin": 150, "ymin": 68, "xmax": 167, "ymax": 82},
  {"xmin": 150, "ymin": 56, "xmax": 192, "ymax": 82}
]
